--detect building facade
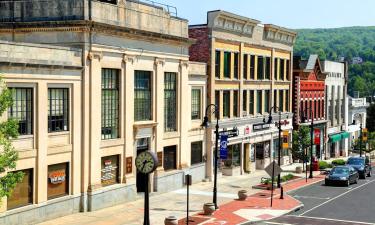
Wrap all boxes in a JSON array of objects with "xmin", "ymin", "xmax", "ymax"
[
  {"xmin": 293, "ymin": 55, "xmax": 327, "ymax": 159},
  {"xmin": 347, "ymin": 96, "xmax": 369, "ymax": 152},
  {"xmin": 189, "ymin": 11, "xmax": 296, "ymax": 178},
  {"xmin": 0, "ymin": 0, "xmax": 207, "ymax": 223},
  {"xmin": 322, "ymin": 60, "xmax": 350, "ymax": 158}
]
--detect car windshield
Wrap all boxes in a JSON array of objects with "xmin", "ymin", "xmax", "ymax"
[
  {"xmin": 331, "ymin": 167, "xmax": 349, "ymax": 175},
  {"xmin": 347, "ymin": 158, "xmax": 364, "ymax": 165}
]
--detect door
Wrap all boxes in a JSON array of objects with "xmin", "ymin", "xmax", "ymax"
[{"xmin": 136, "ymin": 138, "xmax": 149, "ymax": 193}]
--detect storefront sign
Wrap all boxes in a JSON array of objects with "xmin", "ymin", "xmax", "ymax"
[
  {"xmin": 276, "ymin": 120, "xmax": 290, "ymax": 126},
  {"xmin": 245, "ymin": 126, "xmax": 250, "ymax": 135},
  {"xmin": 126, "ymin": 157, "xmax": 132, "ymax": 174},
  {"xmin": 101, "ymin": 155, "xmax": 119, "ymax": 186},
  {"xmin": 314, "ymin": 129, "xmax": 321, "ymax": 145},
  {"xmin": 282, "ymin": 131, "xmax": 289, "ymax": 149},
  {"xmin": 220, "ymin": 134, "xmax": 228, "ymax": 159},
  {"xmin": 253, "ymin": 123, "xmax": 270, "ymax": 131},
  {"xmin": 362, "ymin": 128, "xmax": 368, "ymax": 141},
  {"xmin": 49, "ymin": 170, "xmax": 66, "ymax": 184}
]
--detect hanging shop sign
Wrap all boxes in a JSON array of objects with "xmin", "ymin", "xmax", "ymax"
[
  {"xmin": 282, "ymin": 130, "xmax": 289, "ymax": 149},
  {"xmin": 49, "ymin": 170, "xmax": 66, "ymax": 184},
  {"xmin": 314, "ymin": 129, "xmax": 321, "ymax": 145},
  {"xmin": 220, "ymin": 134, "xmax": 228, "ymax": 160},
  {"xmin": 245, "ymin": 126, "xmax": 250, "ymax": 135},
  {"xmin": 253, "ymin": 123, "xmax": 270, "ymax": 131},
  {"xmin": 362, "ymin": 128, "xmax": 368, "ymax": 141}
]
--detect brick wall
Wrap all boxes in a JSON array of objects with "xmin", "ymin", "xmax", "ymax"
[{"xmin": 188, "ymin": 27, "xmax": 210, "ymax": 63}]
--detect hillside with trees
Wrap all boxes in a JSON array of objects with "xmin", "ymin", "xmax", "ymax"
[{"xmin": 294, "ymin": 26, "xmax": 375, "ymax": 98}]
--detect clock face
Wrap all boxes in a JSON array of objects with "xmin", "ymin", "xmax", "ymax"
[{"xmin": 135, "ymin": 151, "xmax": 158, "ymax": 174}]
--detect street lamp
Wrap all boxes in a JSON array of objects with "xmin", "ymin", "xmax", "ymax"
[
  {"xmin": 264, "ymin": 106, "xmax": 283, "ymax": 188},
  {"xmin": 352, "ymin": 113, "xmax": 363, "ymax": 157},
  {"xmin": 300, "ymin": 107, "xmax": 314, "ymax": 179},
  {"xmin": 201, "ymin": 104, "xmax": 219, "ymax": 209}
]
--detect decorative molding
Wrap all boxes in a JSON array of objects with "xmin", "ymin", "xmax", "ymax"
[
  {"xmin": 123, "ymin": 54, "xmax": 137, "ymax": 65},
  {"xmin": 179, "ymin": 60, "xmax": 189, "ymax": 69},
  {"xmin": 87, "ymin": 51, "xmax": 103, "ymax": 61},
  {"xmin": 154, "ymin": 57, "xmax": 166, "ymax": 67}
]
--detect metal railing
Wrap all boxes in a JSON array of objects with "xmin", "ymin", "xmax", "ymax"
[{"xmin": 131, "ymin": 0, "xmax": 177, "ymax": 17}]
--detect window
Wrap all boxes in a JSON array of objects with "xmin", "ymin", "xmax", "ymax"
[
  {"xmin": 215, "ymin": 50, "xmax": 221, "ymax": 78},
  {"xmin": 273, "ymin": 90, "xmax": 277, "ymax": 112},
  {"xmin": 264, "ymin": 90, "xmax": 270, "ymax": 113},
  {"xmin": 257, "ymin": 56, "xmax": 264, "ymax": 80},
  {"xmin": 191, "ymin": 88, "xmax": 201, "ymax": 120},
  {"xmin": 48, "ymin": 88, "xmax": 69, "ymax": 133},
  {"xmin": 101, "ymin": 69, "xmax": 119, "ymax": 140},
  {"xmin": 233, "ymin": 90, "xmax": 238, "ymax": 117},
  {"xmin": 191, "ymin": 141, "xmax": 203, "ymax": 165},
  {"xmin": 101, "ymin": 155, "xmax": 120, "ymax": 187},
  {"xmin": 257, "ymin": 90, "xmax": 262, "ymax": 114},
  {"xmin": 280, "ymin": 59, "xmax": 285, "ymax": 80},
  {"xmin": 215, "ymin": 90, "xmax": 220, "ymax": 117},
  {"xmin": 163, "ymin": 145, "xmax": 177, "ymax": 171},
  {"xmin": 265, "ymin": 57, "xmax": 271, "ymax": 80},
  {"xmin": 286, "ymin": 60, "xmax": 290, "ymax": 80},
  {"xmin": 224, "ymin": 52, "xmax": 231, "ymax": 78},
  {"xmin": 134, "ymin": 71, "xmax": 152, "ymax": 121},
  {"xmin": 47, "ymin": 163, "xmax": 69, "ymax": 200},
  {"xmin": 223, "ymin": 91, "xmax": 230, "ymax": 118},
  {"xmin": 279, "ymin": 90, "xmax": 284, "ymax": 112},
  {"xmin": 243, "ymin": 90, "xmax": 247, "ymax": 114},
  {"xmin": 285, "ymin": 90, "xmax": 289, "ymax": 112},
  {"xmin": 223, "ymin": 144, "xmax": 240, "ymax": 167},
  {"xmin": 8, "ymin": 88, "xmax": 33, "ymax": 135},
  {"xmin": 7, "ymin": 169, "xmax": 33, "ymax": 210},
  {"xmin": 164, "ymin": 72, "xmax": 177, "ymax": 132},
  {"xmin": 234, "ymin": 53, "xmax": 239, "ymax": 79},
  {"xmin": 250, "ymin": 55, "xmax": 255, "ymax": 79},
  {"xmin": 243, "ymin": 54, "xmax": 248, "ymax": 80},
  {"xmin": 274, "ymin": 58, "xmax": 278, "ymax": 80},
  {"xmin": 249, "ymin": 90, "xmax": 254, "ymax": 115}
]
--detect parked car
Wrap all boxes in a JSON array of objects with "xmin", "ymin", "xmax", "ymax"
[
  {"xmin": 346, "ymin": 157, "xmax": 372, "ymax": 179},
  {"xmin": 325, "ymin": 166, "xmax": 359, "ymax": 186}
]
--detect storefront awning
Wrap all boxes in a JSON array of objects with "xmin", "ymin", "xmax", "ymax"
[
  {"xmin": 341, "ymin": 132, "xmax": 350, "ymax": 139},
  {"xmin": 329, "ymin": 133, "xmax": 342, "ymax": 143}
]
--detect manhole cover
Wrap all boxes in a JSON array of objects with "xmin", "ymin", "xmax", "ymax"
[{"xmin": 152, "ymin": 208, "xmax": 167, "ymax": 211}]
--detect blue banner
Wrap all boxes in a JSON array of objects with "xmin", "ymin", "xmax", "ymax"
[{"xmin": 220, "ymin": 134, "xmax": 228, "ymax": 159}]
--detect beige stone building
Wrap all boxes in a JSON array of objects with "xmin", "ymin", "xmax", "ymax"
[
  {"xmin": 0, "ymin": 1, "xmax": 206, "ymax": 224},
  {"xmin": 189, "ymin": 11, "xmax": 296, "ymax": 178}
]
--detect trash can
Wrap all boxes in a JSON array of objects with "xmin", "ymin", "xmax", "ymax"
[{"xmin": 312, "ymin": 157, "xmax": 320, "ymax": 171}]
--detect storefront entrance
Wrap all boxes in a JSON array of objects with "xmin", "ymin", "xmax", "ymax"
[
  {"xmin": 255, "ymin": 141, "xmax": 271, "ymax": 169},
  {"xmin": 136, "ymin": 138, "xmax": 149, "ymax": 193}
]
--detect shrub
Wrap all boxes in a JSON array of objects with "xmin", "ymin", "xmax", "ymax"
[
  {"xmin": 318, "ymin": 161, "xmax": 332, "ymax": 169},
  {"xmin": 332, "ymin": 159, "xmax": 346, "ymax": 166}
]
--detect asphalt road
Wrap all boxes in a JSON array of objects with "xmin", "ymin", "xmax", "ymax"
[{"xmin": 261, "ymin": 175, "xmax": 375, "ymax": 225}]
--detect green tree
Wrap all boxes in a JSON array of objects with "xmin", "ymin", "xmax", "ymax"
[
  {"xmin": 292, "ymin": 126, "xmax": 311, "ymax": 161},
  {"xmin": 367, "ymin": 103, "xmax": 375, "ymax": 132},
  {"xmin": 0, "ymin": 76, "xmax": 23, "ymax": 201}
]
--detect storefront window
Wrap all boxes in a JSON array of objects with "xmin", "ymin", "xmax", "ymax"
[
  {"xmin": 191, "ymin": 141, "xmax": 203, "ymax": 165},
  {"xmin": 101, "ymin": 155, "xmax": 120, "ymax": 187},
  {"xmin": 255, "ymin": 142, "xmax": 270, "ymax": 159},
  {"xmin": 47, "ymin": 163, "xmax": 69, "ymax": 200},
  {"xmin": 164, "ymin": 145, "xmax": 177, "ymax": 171},
  {"xmin": 7, "ymin": 169, "xmax": 33, "ymax": 210},
  {"xmin": 224, "ymin": 144, "xmax": 240, "ymax": 167}
]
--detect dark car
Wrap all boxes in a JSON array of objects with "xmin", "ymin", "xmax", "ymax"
[
  {"xmin": 346, "ymin": 157, "xmax": 372, "ymax": 179},
  {"xmin": 325, "ymin": 166, "xmax": 359, "ymax": 186}
]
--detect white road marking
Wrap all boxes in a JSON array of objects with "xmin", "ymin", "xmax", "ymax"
[
  {"xmin": 172, "ymin": 189, "xmax": 238, "ymax": 199},
  {"xmin": 286, "ymin": 215, "xmax": 374, "ymax": 224},
  {"xmin": 293, "ymin": 195, "xmax": 330, "ymax": 200},
  {"xmin": 300, "ymin": 179, "xmax": 375, "ymax": 216}
]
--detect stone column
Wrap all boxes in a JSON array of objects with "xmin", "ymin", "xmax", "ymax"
[
  {"xmin": 154, "ymin": 57, "xmax": 165, "ymax": 169},
  {"xmin": 71, "ymin": 82, "xmax": 82, "ymax": 195},
  {"xmin": 179, "ymin": 60, "xmax": 189, "ymax": 168}
]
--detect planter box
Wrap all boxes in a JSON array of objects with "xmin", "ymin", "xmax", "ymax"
[{"xmin": 222, "ymin": 166, "xmax": 241, "ymax": 176}]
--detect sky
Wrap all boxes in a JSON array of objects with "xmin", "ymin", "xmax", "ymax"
[{"xmin": 161, "ymin": 0, "xmax": 375, "ymax": 29}]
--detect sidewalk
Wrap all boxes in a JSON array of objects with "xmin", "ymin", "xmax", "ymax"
[{"xmin": 37, "ymin": 164, "xmax": 320, "ymax": 225}]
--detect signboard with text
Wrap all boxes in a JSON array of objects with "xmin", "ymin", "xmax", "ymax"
[
  {"xmin": 282, "ymin": 130, "xmax": 289, "ymax": 149},
  {"xmin": 314, "ymin": 129, "xmax": 321, "ymax": 145}
]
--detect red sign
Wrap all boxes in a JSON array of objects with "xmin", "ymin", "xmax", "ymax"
[
  {"xmin": 245, "ymin": 126, "xmax": 250, "ymax": 135},
  {"xmin": 314, "ymin": 129, "xmax": 320, "ymax": 145},
  {"xmin": 49, "ymin": 170, "xmax": 66, "ymax": 184}
]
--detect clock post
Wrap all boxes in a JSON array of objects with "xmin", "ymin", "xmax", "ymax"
[{"xmin": 135, "ymin": 151, "xmax": 158, "ymax": 225}]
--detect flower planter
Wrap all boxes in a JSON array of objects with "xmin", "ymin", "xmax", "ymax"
[
  {"xmin": 237, "ymin": 190, "xmax": 248, "ymax": 200},
  {"xmin": 203, "ymin": 203, "xmax": 216, "ymax": 215},
  {"xmin": 295, "ymin": 166, "xmax": 303, "ymax": 174},
  {"xmin": 164, "ymin": 216, "xmax": 178, "ymax": 225},
  {"xmin": 222, "ymin": 166, "xmax": 241, "ymax": 176}
]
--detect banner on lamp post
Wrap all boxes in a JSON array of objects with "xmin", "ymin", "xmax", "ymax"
[
  {"xmin": 220, "ymin": 134, "xmax": 228, "ymax": 159},
  {"xmin": 282, "ymin": 130, "xmax": 289, "ymax": 149},
  {"xmin": 362, "ymin": 128, "xmax": 368, "ymax": 142},
  {"xmin": 314, "ymin": 129, "xmax": 320, "ymax": 145}
]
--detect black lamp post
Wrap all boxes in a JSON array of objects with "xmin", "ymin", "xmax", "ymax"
[
  {"xmin": 352, "ymin": 114, "xmax": 363, "ymax": 157},
  {"xmin": 201, "ymin": 104, "xmax": 219, "ymax": 209},
  {"xmin": 264, "ymin": 106, "xmax": 283, "ymax": 188},
  {"xmin": 300, "ymin": 107, "xmax": 314, "ymax": 179}
]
